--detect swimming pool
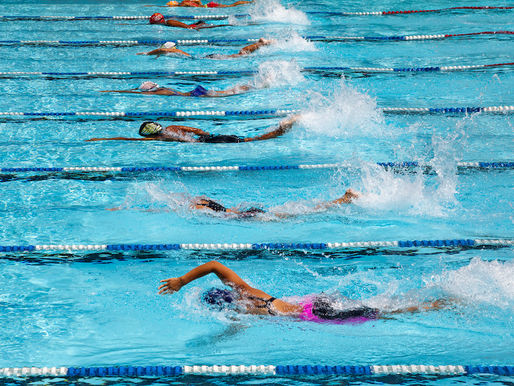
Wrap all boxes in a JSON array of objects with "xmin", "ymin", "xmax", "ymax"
[{"xmin": 0, "ymin": 0, "xmax": 513, "ymax": 384}]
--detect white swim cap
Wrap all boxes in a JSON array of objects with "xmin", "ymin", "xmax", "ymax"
[
  {"xmin": 160, "ymin": 41, "xmax": 176, "ymax": 49},
  {"xmin": 139, "ymin": 81, "xmax": 160, "ymax": 92}
]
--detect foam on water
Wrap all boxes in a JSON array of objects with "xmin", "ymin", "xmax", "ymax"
[
  {"xmin": 251, "ymin": 60, "xmax": 305, "ymax": 88},
  {"xmin": 300, "ymin": 79, "xmax": 384, "ymax": 137},
  {"xmin": 262, "ymin": 30, "xmax": 317, "ymax": 53},
  {"xmin": 249, "ymin": 0, "xmax": 310, "ymax": 25}
]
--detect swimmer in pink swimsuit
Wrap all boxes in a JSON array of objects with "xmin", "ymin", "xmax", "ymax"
[{"xmin": 159, "ymin": 261, "xmax": 453, "ymax": 323}]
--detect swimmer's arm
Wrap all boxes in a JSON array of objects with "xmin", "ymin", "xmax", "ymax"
[
  {"xmin": 239, "ymin": 39, "xmax": 272, "ymax": 55},
  {"xmin": 165, "ymin": 19, "xmax": 196, "ymax": 28},
  {"xmin": 137, "ymin": 48, "xmax": 191, "ymax": 57},
  {"xmin": 245, "ymin": 114, "xmax": 300, "ymax": 141},
  {"xmin": 211, "ymin": 84, "xmax": 252, "ymax": 96},
  {"xmin": 314, "ymin": 189, "xmax": 360, "ymax": 210},
  {"xmin": 85, "ymin": 137, "xmax": 157, "ymax": 142},
  {"xmin": 158, "ymin": 260, "xmax": 251, "ymax": 294},
  {"xmin": 99, "ymin": 90, "xmax": 140, "ymax": 93},
  {"xmin": 167, "ymin": 125, "xmax": 210, "ymax": 136}
]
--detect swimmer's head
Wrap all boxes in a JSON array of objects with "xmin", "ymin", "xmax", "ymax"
[
  {"xmin": 139, "ymin": 121, "xmax": 163, "ymax": 137},
  {"xmin": 166, "ymin": 0, "xmax": 179, "ymax": 6},
  {"xmin": 149, "ymin": 13, "xmax": 165, "ymax": 24},
  {"xmin": 160, "ymin": 41, "xmax": 176, "ymax": 49},
  {"xmin": 202, "ymin": 288, "xmax": 235, "ymax": 310},
  {"xmin": 139, "ymin": 81, "xmax": 160, "ymax": 92}
]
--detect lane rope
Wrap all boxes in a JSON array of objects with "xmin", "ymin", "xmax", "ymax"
[
  {"xmin": 0, "ymin": 106, "xmax": 512, "ymax": 118},
  {"xmin": 0, "ymin": 364, "xmax": 512, "ymax": 377},
  {"xmin": 0, "ymin": 31, "xmax": 512, "ymax": 46},
  {"xmin": 1, "ymin": 62, "xmax": 513, "ymax": 77},
  {"xmin": 0, "ymin": 239, "xmax": 512, "ymax": 252},
  {"xmin": 0, "ymin": 6, "xmax": 512, "ymax": 21},
  {"xmin": 1, "ymin": 162, "xmax": 513, "ymax": 174}
]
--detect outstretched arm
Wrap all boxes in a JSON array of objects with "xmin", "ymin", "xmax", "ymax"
[
  {"xmin": 245, "ymin": 114, "xmax": 300, "ymax": 142},
  {"xmin": 159, "ymin": 260, "xmax": 251, "ymax": 294},
  {"xmin": 314, "ymin": 189, "xmax": 360, "ymax": 210},
  {"xmin": 137, "ymin": 48, "xmax": 191, "ymax": 57},
  {"xmin": 215, "ymin": 0, "xmax": 253, "ymax": 7},
  {"xmin": 86, "ymin": 137, "xmax": 156, "ymax": 142}
]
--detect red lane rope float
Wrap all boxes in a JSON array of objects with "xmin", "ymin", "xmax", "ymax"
[{"xmin": 444, "ymin": 31, "xmax": 514, "ymax": 38}]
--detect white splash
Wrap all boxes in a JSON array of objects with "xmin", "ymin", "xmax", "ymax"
[
  {"xmin": 263, "ymin": 30, "xmax": 317, "ymax": 53},
  {"xmin": 300, "ymin": 79, "xmax": 384, "ymax": 137},
  {"xmin": 426, "ymin": 258, "xmax": 514, "ymax": 310},
  {"xmin": 249, "ymin": 0, "xmax": 310, "ymax": 25},
  {"xmin": 252, "ymin": 60, "xmax": 305, "ymax": 88}
]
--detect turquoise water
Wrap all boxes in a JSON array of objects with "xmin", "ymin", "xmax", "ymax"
[{"xmin": 0, "ymin": 0, "xmax": 513, "ymax": 384}]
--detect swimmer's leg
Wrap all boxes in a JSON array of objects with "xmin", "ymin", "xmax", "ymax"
[{"xmin": 389, "ymin": 298, "xmax": 455, "ymax": 314}]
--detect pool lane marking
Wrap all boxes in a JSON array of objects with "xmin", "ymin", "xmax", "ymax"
[
  {"xmin": 0, "ymin": 6, "xmax": 512, "ymax": 20},
  {"xmin": 0, "ymin": 31, "xmax": 512, "ymax": 46},
  {"xmin": 1, "ymin": 62, "xmax": 514, "ymax": 77},
  {"xmin": 1, "ymin": 162, "xmax": 513, "ymax": 174},
  {"xmin": 0, "ymin": 106, "xmax": 513, "ymax": 118},
  {"xmin": 0, "ymin": 364, "xmax": 513, "ymax": 377},
  {"xmin": 0, "ymin": 239, "xmax": 512, "ymax": 252}
]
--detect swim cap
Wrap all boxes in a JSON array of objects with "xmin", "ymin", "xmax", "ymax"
[
  {"xmin": 149, "ymin": 13, "xmax": 165, "ymax": 24},
  {"xmin": 160, "ymin": 41, "xmax": 176, "ymax": 49},
  {"xmin": 166, "ymin": 0, "xmax": 179, "ymax": 6},
  {"xmin": 203, "ymin": 288, "xmax": 234, "ymax": 309},
  {"xmin": 139, "ymin": 121, "xmax": 163, "ymax": 136},
  {"xmin": 139, "ymin": 81, "xmax": 160, "ymax": 92}
]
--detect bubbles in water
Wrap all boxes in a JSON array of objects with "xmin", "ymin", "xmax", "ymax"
[
  {"xmin": 300, "ymin": 78, "xmax": 384, "ymax": 137},
  {"xmin": 249, "ymin": 0, "xmax": 310, "ymax": 25},
  {"xmin": 252, "ymin": 60, "xmax": 305, "ymax": 88}
]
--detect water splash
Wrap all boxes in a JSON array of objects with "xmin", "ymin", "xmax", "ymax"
[
  {"xmin": 426, "ymin": 258, "xmax": 514, "ymax": 310},
  {"xmin": 300, "ymin": 79, "xmax": 384, "ymax": 137},
  {"xmin": 262, "ymin": 30, "xmax": 317, "ymax": 53},
  {"xmin": 252, "ymin": 60, "xmax": 305, "ymax": 88},
  {"xmin": 355, "ymin": 160, "xmax": 457, "ymax": 218},
  {"xmin": 249, "ymin": 0, "xmax": 310, "ymax": 25}
]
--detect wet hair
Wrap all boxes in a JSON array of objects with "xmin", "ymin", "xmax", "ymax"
[
  {"xmin": 202, "ymin": 288, "xmax": 235, "ymax": 310},
  {"xmin": 312, "ymin": 295, "xmax": 378, "ymax": 321}
]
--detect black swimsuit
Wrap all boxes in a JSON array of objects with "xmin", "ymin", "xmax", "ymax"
[
  {"xmin": 247, "ymin": 296, "xmax": 277, "ymax": 315},
  {"xmin": 197, "ymin": 199, "xmax": 227, "ymax": 212},
  {"xmin": 197, "ymin": 134, "xmax": 245, "ymax": 143}
]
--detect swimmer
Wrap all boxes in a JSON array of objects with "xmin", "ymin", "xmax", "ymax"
[
  {"xmin": 100, "ymin": 81, "xmax": 252, "ymax": 97},
  {"xmin": 136, "ymin": 38, "xmax": 273, "ymax": 58},
  {"xmin": 86, "ymin": 115, "xmax": 299, "ymax": 143},
  {"xmin": 158, "ymin": 261, "xmax": 453, "ymax": 323},
  {"xmin": 190, "ymin": 189, "xmax": 359, "ymax": 218},
  {"xmin": 163, "ymin": 0, "xmax": 252, "ymax": 7},
  {"xmin": 206, "ymin": 38, "xmax": 274, "ymax": 59},
  {"xmin": 137, "ymin": 42, "xmax": 191, "ymax": 57},
  {"xmin": 148, "ymin": 13, "xmax": 227, "ymax": 29}
]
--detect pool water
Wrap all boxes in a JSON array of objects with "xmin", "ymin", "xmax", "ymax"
[{"xmin": 0, "ymin": 0, "xmax": 513, "ymax": 384}]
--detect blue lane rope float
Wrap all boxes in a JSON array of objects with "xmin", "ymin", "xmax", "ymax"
[
  {"xmin": 1, "ymin": 6, "xmax": 512, "ymax": 21},
  {"xmin": 1, "ymin": 161, "xmax": 513, "ymax": 174},
  {"xmin": 0, "ymin": 239, "xmax": 511, "ymax": 253},
  {"xmin": 0, "ymin": 106, "xmax": 512, "ymax": 119},
  {"xmin": 0, "ymin": 364, "xmax": 513, "ymax": 377},
  {"xmin": 1, "ymin": 62, "xmax": 513, "ymax": 78},
  {"xmin": 0, "ymin": 31, "xmax": 512, "ymax": 46}
]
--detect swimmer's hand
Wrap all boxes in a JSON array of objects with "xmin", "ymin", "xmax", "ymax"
[{"xmin": 158, "ymin": 277, "xmax": 184, "ymax": 294}]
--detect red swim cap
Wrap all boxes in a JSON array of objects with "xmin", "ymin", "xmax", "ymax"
[{"xmin": 149, "ymin": 13, "xmax": 165, "ymax": 24}]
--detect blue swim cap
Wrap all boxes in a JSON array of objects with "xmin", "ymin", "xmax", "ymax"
[{"xmin": 203, "ymin": 288, "xmax": 234, "ymax": 309}]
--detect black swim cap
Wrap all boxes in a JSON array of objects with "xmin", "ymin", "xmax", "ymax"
[
  {"xmin": 139, "ymin": 121, "xmax": 163, "ymax": 137},
  {"xmin": 203, "ymin": 288, "xmax": 234, "ymax": 309}
]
